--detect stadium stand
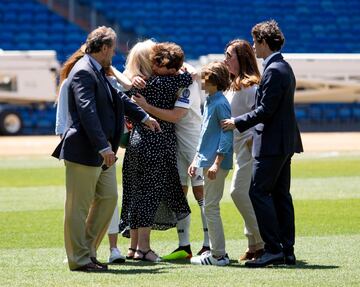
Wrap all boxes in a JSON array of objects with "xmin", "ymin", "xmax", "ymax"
[
  {"xmin": 74, "ymin": 0, "xmax": 360, "ymax": 59},
  {"xmin": 0, "ymin": 0, "xmax": 359, "ymax": 133},
  {"xmin": 0, "ymin": 0, "xmax": 87, "ymax": 63}
]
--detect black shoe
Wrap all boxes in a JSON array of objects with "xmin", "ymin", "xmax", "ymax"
[
  {"xmin": 245, "ymin": 251, "xmax": 284, "ymax": 268},
  {"xmin": 72, "ymin": 262, "xmax": 107, "ymax": 272},
  {"xmin": 90, "ymin": 257, "xmax": 108, "ymax": 269},
  {"xmin": 284, "ymin": 253, "xmax": 296, "ymax": 265},
  {"xmin": 197, "ymin": 245, "xmax": 210, "ymax": 256}
]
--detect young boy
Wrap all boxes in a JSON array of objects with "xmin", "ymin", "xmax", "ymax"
[{"xmin": 189, "ymin": 62, "xmax": 233, "ymax": 266}]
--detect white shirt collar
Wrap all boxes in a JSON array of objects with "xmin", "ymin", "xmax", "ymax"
[{"xmin": 262, "ymin": 51, "xmax": 281, "ymax": 68}]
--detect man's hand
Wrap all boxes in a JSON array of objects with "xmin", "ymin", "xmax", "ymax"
[
  {"xmin": 132, "ymin": 76, "xmax": 146, "ymax": 89},
  {"xmin": 221, "ymin": 118, "xmax": 236, "ymax": 131},
  {"xmin": 188, "ymin": 163, "xmax": 197, "ymax": 177},
  {"xmin": 144, "ymin": 117, "xmax": 162, "ymax": 132},
  {"xmin": 133, "ymin": 93, "xmax": 149, "ymax": 110},
  {"xmin": 207, "ymin": 163, "xmax": 220, "ymax": 180},
  {"xmin": 100, "ymin": 149, "xmax": 116, "ymax": 168}
]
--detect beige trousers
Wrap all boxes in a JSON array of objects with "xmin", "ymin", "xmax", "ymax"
[
  {"xmin": 203, "ymin": 168, "xmax": 229, "ymax": 257},
  {"xmin": 230, "ymin": 136, "xmax": 263, "ymax": 248},
  {"xmin": 64, "ymin": 160, "xmax": 118, "ymax": 270}
]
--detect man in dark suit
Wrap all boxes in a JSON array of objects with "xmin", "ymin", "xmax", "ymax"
[
  {"xmin": 52, "ymin": 26, "xmax": 160, "ymax": 271},
  {"xmin": 222, "ymin": 20, "xmax": 303, "ymax": 267}
]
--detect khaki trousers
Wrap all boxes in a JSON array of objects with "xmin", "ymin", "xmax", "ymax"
[
  {"xmin": 203, "ymin": 168, "xmax": 229, "ymax": 257},
  {"xmin": 64, "ymin": 160, "xmax": 118, "ymax": 270},
  {"xmin": 230, "ymin": 136, "xmax": 263, "ymax": 248}
]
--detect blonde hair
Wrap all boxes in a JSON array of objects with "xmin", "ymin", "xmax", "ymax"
[{"xmin": 124, "ymin": 39, "xmax": 156, "ymax": 80}]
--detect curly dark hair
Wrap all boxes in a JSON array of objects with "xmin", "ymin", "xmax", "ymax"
[
  {"xmin": 85, "ymin": 26, "xmax": 116, "ymax": 54},
  {"xmin": 201, "ymin": 62, "xmax": 230, "ymax": 92},
  {"xmin": 150, "ymin": 42, "xmax": 184, "ymax": 71},
  {"xmin": 251, "ymin": 20, "xmax": 285, "ymax": 52}
]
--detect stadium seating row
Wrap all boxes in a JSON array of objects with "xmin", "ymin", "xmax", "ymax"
[{"xmin": 1, "ymin": 0, "xmax": 360, "ymax": 133}]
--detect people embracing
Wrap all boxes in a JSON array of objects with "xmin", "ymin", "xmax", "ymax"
[
  {"xmin": 222, "ymin": 20, "xmax": 303, "ymax": 267},
  {"xmin": 132, "ymin": 62, "xmax": 210, "ymax": 259},
  {"xmin": 223, "ymin": 39, "xmax": 265, "ymax": 262},
  {"xmin": 121, "ymin": 41, "xmax": 193, "ymax": 262},
  {"xmin": 189, "ymin": 62, "xmax": 233, "ymax": 266},
  {"xmin": 53, "ymin": 20, "xmax": 303, "ymax": 270}
]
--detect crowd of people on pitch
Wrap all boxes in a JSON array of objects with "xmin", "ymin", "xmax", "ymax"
[{"xmin": 53, "ymin": 19, "xmax": 303, "ymax": 271}]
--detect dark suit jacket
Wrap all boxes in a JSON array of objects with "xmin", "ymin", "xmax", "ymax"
[
  {"xmin": 234, "ymin": 53, "xmax": 303, "ymax": 157},
  {"xmin": 52, "ymin": 55, "xmax": 147, "ymax": 166}
]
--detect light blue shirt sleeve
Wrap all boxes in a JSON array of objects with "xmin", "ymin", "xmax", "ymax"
[
  {"xmin": 55, "ymin": 79, "xmax": 69, "ymax": 136},
  {"xmin": 216, "ymin": 100, "xmax": 233, "ymax": 155}
]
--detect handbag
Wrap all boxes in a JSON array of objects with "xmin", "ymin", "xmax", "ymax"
[{"xmin": 119, "ymin": 118, "xmax": 132, "ymax": 148}]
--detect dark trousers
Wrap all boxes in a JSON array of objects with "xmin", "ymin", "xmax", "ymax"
[{"xmin": 249, "ymin": 154, "xmax": 295, "ymax": 255}]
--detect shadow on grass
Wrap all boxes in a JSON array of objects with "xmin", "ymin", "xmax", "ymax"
[
  {"xmin": 159, "ymin": 259, "xmax": 190, "ymax": 265},
  {"xmin": 272, "ymin": 260, "xmax": 339, "ymax": 270},
  {"xmin": 110, "ymin": 259, "xmax": 339, "ymax": 270},
  {"xmin": 226, "ymin": 259, "xmax": 339, "ymax": 269},
  {"xmin": 96, "ymin": 264, "xmax": 172, "ymax": 275}
]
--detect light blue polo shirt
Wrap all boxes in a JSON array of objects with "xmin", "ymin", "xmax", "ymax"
[{"xmin": 195, "ymin": 91, "xmax": 233, "ymax": 170}]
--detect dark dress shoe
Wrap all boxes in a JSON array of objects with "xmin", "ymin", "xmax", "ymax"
[
  {"xmin": 90, "ymin": 257, "xmax": 108, "ymax": 269},
  {"xmin": 245, "ymin": 251, "xmax": 284, "ymax": 268},
  {"xmin": 73, "ymin": 262, "xmax": 107, "ymax": 272},
  {"xmin": 284, "ymin": 254, "xmax": 296, "ymax": 265}
]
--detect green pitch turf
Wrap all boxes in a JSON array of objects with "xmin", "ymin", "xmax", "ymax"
[{"xmin": 0, "ymin": 153, "xmax": 359, "ymax": 286}]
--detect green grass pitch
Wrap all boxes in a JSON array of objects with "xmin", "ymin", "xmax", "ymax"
[{"xmin": 0, "ymin": 152, "xmax": 359, "ymax": 286}]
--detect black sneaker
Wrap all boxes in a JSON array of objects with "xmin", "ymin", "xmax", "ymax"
[{"xmin": 197, "ymin": 245, "xmax": 210, "ymax": 256}]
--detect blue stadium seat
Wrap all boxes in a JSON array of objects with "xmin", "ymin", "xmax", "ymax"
[
  {"xmin": 308, "ymin": 105, "xmax": 323, "ymax": 122},
  {"xmin": 322, "ymin": 104, "xmax": 339, "ymax": 122},
  {"xmin": 338, "ymin": 104, "xmax": 353, "ymax": 121},
  {"xmin": 1, "ymin": 0, "xmax": 360, "ymax": 133}
]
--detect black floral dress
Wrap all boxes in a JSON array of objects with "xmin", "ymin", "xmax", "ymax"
[{"xmin": 120, "ymin": 72, "xmax": 192, "ymax": 230}]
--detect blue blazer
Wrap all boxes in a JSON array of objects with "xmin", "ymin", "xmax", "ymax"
[
  {"xmin": 234, "ymin": 53, "xmax": 303, "ymax": 157},
  {"xmin": 52, "ymin": 55, "xmax": 147, "ymax": 166}
]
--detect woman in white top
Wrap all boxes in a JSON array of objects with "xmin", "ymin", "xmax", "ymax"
[{"xmin": 223, "ymin": 39, "xmax": 264, "ymax": 261}]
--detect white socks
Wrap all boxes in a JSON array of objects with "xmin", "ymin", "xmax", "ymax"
[
  {"xmin": 177, "ymin": 214, "xmax": 191, "ymax": 246},
  {"xmin": 198, "ymin": 198, "xmax": 209, "ymax": 247},
  {"xmin": 177, "ymin": 199, "xmax": 209, "ymax": 247}
]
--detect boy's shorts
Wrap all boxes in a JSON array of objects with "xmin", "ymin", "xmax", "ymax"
[{"xmin": 177, "ymin": 149, "xmax": 204, "ymax": 187}]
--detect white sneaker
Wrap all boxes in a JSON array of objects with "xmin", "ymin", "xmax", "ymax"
[
  {"xmin": 190, "ymin": 251, "xmax": 230, "ymax": 266},
  {"xmin": 109, "ymin": 248, "xmax": 126, "ymax": 263}
]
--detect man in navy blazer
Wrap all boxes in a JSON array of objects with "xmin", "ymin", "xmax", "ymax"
[
  {"xmin": 52, "ymin": 26, "xmax": 160, "ymax": 271},
  {"xmin": 222, "ymin": 20, "xmax": 303, "ymax": 267}
]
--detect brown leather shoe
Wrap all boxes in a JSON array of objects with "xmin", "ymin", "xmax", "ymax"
[
  {"xmin": 254, "ymin": 249, "xmax": 265, "ymax": 259},
  {"xmin": 90, "ymin": 257, "xmax": 108, "ymax": 269},
  {"xmin": 72, "ymin": 262, "xmax": 107, "ymax": 272},
  {"xmin": 239, "ymin": 251, "xmax": 255, "ymax": 261}
]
